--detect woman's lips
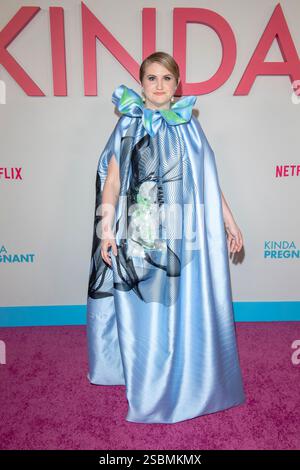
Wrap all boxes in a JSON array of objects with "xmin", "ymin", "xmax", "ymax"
[{"xmin": 154, "ymin": 92, "xmax": 165, "ymax": 95}]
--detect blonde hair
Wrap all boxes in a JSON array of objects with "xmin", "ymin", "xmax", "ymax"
[{"xmin": 139, "ymin": 51, "xmax": 180, "ymax": 85}]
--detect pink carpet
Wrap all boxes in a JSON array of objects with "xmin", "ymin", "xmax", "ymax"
[{"xmin": 0, "ymin": 322, "xmax": 299, "ymax": 449}]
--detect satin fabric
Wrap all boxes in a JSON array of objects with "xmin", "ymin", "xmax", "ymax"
[{"xmin": 86, "ymin": 84, "xmax": 246, "ymax": 423}]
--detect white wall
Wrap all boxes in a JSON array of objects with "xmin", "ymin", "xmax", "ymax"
[{"xmin": 0, "ymin": 0, "xmax": 299, "ymax": 316}]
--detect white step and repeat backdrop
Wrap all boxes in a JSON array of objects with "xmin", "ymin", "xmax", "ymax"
[{"xmin": 0, "ymin": 0, "xmax": 299, "ymax": 326}]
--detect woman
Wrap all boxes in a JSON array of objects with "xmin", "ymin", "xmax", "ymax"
[{"xmin": 86, "ymin": 52, "xmax": 246, "ymax": 423}]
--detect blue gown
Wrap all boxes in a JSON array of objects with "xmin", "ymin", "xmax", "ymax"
[{"xmin": 86, "ymin": 84, "xmax": 246, "ymax": 423}]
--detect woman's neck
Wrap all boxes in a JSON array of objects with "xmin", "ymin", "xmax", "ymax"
[{"xmin": 144, "ymin": 101, "xmax": 171, "ymax": 111}]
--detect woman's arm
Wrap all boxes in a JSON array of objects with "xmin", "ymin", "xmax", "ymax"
[
  {"xmin": 221, "ymin": 191, "xmax": 244, "ymax": 254},
  {"xmin": 101, "ymin": 155, "xmax": 120, "ymax": 236},
  {"xmin": 221, "ymin": 191, "xmax": 235, "ymax": 226},
  {"xmin": 100, "ymin": 155, "xmax": 120, "ymax": 265}
]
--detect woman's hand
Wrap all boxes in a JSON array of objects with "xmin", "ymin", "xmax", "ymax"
[
  {"xmin": 100, "ymin": 234, "xmax": 118, "ymax": 267},
  {"xmin": 224, "ymin": 219, "xmax": 243, "ymax": 254}
]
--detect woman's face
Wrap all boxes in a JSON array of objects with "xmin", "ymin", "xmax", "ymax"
[{"xmin": 141, "ymin": 62, "xmax": 179, "ymax": 110}]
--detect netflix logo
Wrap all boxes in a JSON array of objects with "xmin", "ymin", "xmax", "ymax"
[
  {"xmin": 0, "ymin": 167, "xmax": 22, "ymax": 180},
  {"xmin": 275, "ymin": 165, "xmax": 300, "ymax": 177}
]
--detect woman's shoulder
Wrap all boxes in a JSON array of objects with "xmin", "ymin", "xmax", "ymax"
[
  {"xmin": 183, "ymin": 113, "xmax": 214, "ymax": 151},
  {"xmin": 113, "ymin": 113, "xmax": 134, "ymax": 131},
  {"xmin": 189, "ymin": 113, "xmax": 206, "ymax": 136}
]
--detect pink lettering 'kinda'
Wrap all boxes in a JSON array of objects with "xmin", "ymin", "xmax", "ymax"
[{"xmin": 235, "ymin": 3, "xmax": 300, "ymax": 95}]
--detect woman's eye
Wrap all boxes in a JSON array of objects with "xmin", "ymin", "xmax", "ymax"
[{"xmin": 147, "ymin": 76, "xmax": 172, "ymax": 81}]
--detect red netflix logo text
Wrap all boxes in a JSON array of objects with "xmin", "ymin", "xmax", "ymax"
[{"xmin": 0, "ymin": 168, "xmax": 22, "ymax": 180}]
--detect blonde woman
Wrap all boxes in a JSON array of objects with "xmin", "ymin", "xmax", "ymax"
[{"xmin": 86, "ymin": 51, "xmax": 245, "ymax": 424}]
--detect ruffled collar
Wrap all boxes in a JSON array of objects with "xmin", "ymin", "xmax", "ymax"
[{"xmin": 112, "ymin": 84, "xmax": 197, "ymax": 137}]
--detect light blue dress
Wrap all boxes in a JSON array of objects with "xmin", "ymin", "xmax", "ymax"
[{"xmin": 86, "ymin": 84, "xmax": 246, "ymax": 423}]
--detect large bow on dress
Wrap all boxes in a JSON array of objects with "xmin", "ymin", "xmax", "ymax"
[{"xmin": 112, "ymin": 84, "xmax": 197, "ymax": 137}]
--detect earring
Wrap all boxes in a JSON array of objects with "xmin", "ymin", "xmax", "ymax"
[
  {"xmin": 171, "ymin": 96, "xmax": 175, "ymax": 102},
  {"xmin": 141, "ymin": 89, "xmax": 146, "ymax": 102}
]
